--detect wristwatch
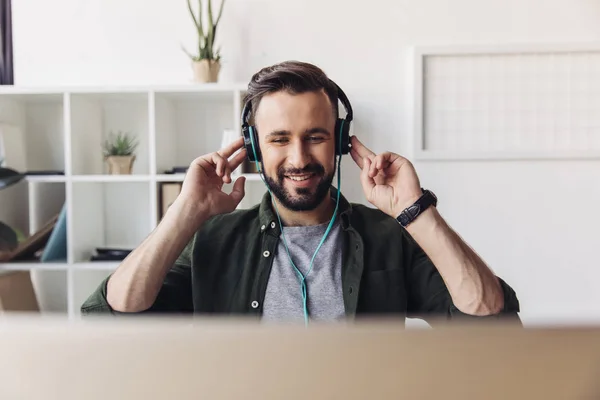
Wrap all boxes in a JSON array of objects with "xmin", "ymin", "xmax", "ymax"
[{"xmin": 396, "ymin": 189, "xmax": 437, "ymax": 228}]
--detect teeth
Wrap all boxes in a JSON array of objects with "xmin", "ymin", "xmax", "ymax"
[{"xmin": 287, "ymin": 174, "xmax": 312, "ymax": 181}]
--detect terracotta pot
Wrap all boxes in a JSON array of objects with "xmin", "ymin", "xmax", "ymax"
[
  {"xmin": 192, "ymin": 60, "xmax": 221, "ymax": 83},
  {"xmin": 105, "ymin": 155, "xmax": 136, "ymax": 175}
]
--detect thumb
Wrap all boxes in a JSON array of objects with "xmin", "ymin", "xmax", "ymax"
[{"xmin": 229, "ymin": 176, "xmax": 246, "ymax": 206}]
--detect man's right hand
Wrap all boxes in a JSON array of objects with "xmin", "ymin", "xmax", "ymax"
[{"xmin": 174, "ymin": 137, "xmax": 248, "ymax": 226}]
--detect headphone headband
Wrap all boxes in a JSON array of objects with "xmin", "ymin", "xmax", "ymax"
[{"xmin": 241, "ymin": 79, "xmax": 353, "ymax": 128}]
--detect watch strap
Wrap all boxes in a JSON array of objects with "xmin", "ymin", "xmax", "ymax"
[{"xmin": 396, "ymin": 189, "xmax": 437, "ymax": 228}]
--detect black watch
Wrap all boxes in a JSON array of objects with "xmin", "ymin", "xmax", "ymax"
[{"xmin": 396, "ymin": 189, "xmax": 437, "ymax": 228}]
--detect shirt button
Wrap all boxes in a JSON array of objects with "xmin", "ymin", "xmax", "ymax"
[
  {"xmin": 270, "ymin": 222, "xmax": 276, "ymax": 229},
  {"xmin": 263, "ymin": 250, "xmax": 270, "ymax": 257},
  {"xmin": 261, "ymin": 224, "xmax": 266, "ymax": 231},
  {"xmin": 251, "ymin": 301, "xmax": 259, "ymax": 309}
]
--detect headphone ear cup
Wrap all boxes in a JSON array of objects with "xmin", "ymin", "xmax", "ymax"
[
  {"xmin": 335, "ymin": 118, "xmax": 350, "ymax": 155},
  {"xmin": 242, "ymin": 126, "xmax": 256, "ymax": 162},
  {"xmin": 242, "ymin": 126, "xmax": 262, "ymax": 162}
]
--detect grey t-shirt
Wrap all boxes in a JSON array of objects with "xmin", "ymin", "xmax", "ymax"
[{"xmin": 262, "ymin": 218, "xmax": 345, "ymax": 323}]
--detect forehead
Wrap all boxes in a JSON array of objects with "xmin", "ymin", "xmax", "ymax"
[{"xmin": 254, "ymin": 90, "xmax": 334, "ymax": 132}]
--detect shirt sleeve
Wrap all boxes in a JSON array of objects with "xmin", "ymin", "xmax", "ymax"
[
  {"xmin": 80, "ymin": 238, "xmax": 195, "ymax": 316},
  {"xmin": 403, "ymin": 230, "xmax": 522, "ymax": 326}
]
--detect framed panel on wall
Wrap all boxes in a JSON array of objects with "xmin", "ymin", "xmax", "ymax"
[{"xmin": 411, "ymin": 43, "xmax": 600, "ymax": 160}]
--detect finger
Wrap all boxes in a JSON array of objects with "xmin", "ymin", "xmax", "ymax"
[
  {"xmin": 218, "ymin": 136, "xmax": 245, "ymax": 159},
  {"xmin": 212, "ymin": 153, "xmax": 227, "ymax": 177},
  {"xmin": 351, "ymin": 147, "xmax": 376, "ymax": 170},
  {"xmin": 350, "ymin": 147, "xmax": 364, "ymax": 169},
  {"xmin": 360, "ymin": 157, "xmax": 376, "ymax": 199},
  {"xmin": 369, "ymin": 155, "xmax": 379, "ymax": 178},
  {"xmin": 222, "ymin": 164, "xmax": 232, "ymax": 184},
  {"xmin": 228, "ymin": 148, "xmax": 247, "ymax": 172},
  {"xmin": 350, "ymin": 136, "xmax": 376, "ymax": 159},
  {"xmin": 369, "ymin": 153, "xmax": 392, "ymax": 178},
  {"xmin": 192, "ymin": 155, "xmax": 215, "ymax": 176},
  {"xmin": 229, "ymin": 176, "xmax": 246, "ymax": 206}
]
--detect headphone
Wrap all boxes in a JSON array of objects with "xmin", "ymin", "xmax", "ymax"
[{"xmin": 240, "ymin": 79, "xmax": 353, "ymax": 326}]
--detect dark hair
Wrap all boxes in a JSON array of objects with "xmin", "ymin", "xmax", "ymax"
[{"xmin": 243, "ymin": 60, "xmax": 339, "ymax": 123}]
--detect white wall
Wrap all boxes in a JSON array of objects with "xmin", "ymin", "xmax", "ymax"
[{"xmin": 9, "ymin": 0, "xmax": 600, "ymax": 326}]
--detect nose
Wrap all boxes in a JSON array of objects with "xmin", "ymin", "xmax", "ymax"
[{"xmin": 287, "ymin": 138, "xmax": 311, "ymax": 169}]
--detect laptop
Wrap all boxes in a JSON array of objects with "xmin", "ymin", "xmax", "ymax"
[{"xmin": 0, "ymin": 315, "xmax": 598, "ymax": 399}]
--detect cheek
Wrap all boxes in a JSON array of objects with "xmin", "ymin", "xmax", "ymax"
[{"xmin": 262, "ymin": 152, "xmax": 284, "ymax": 173}]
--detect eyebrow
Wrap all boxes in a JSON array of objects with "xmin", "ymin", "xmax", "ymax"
[{"xmin": 265, "ymin": 127, "xmax": 331, "ymax": 139}]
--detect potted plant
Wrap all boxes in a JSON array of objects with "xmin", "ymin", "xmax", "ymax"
[
  {"xmin": 183, "ymin": 0, "xmax": 226, "ymax": 83},
  {"xmin": 102, "ymin": 131, "xmax": 139, "ymax": 175}
]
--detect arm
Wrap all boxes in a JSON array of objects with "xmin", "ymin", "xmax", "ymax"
[
  {"xmin": 402, "ymin": 218, "xmax": 520, "ymax": 324},
  {"xmin": 81, "ymin": 138, "xmax": 248, "ymax": 314},
  {"xmin": 349, "ymin": 136, "xmax": 520, "ymax": 320},
  {"xmin": 105, "ymin": 200, "xmax": 205, "ymax": 312},
  {"xmin": 405, "ymin": 206, "xmax": 505, "ymax": 316},
  {"xmin": 80, "ymin": 200, "xmax": 203, "ymax": 314}
]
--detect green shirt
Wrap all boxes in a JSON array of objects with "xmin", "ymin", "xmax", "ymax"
[{"xmin": 81, "ymin": 187, "xmax": 521, "ymax": 325}]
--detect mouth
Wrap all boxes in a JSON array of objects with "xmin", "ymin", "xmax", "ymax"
[{"xmin": 284, "ymin": 173, "xmax": 318, "ymax": 188}]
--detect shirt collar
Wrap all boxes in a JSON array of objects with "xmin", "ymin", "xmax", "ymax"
[{"xmin": 257, "ymin": 186, "xmax": 353, "ymax": 235}]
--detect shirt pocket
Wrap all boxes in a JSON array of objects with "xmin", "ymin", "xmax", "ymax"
[{"xmin": 357, "ymin": 268, "xmax": 407, "ymax": 314}]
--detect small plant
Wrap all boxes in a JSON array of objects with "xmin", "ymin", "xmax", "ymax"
[
  {"xmin": 102, "ymin": 131, "xmax": 138, "ymax": 157},
  {"xmin": 183, "ymin": 0, "xmax": 226, "ymax": 62}
]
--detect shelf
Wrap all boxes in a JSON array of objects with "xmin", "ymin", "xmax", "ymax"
[
  {"xmin": 0, "ymin": 84, "xmax": 266, "ymax": 319},
  {"xmin": 70, "ymin": 181, "xmax": 151, "ymax": 263},
  {"xmin": 156, "ymin": 174, "xmax": 185, "ymax": 182},
  {"xmin": 0, "ymin": 262, "xmax": 119, "ymax": 271},
  {"xmin": 155, "ymin": 173, "xmax": 263, "ymax": 182},
  {"xmin": 70, "ymin": 92, "xmax": 150, "ymax": 175},
  {"xmin": 25, "ymin": 175, "xmax": 67, "ymax": 183},
  {"xmin": 70, "ymin": 175, "xmax": 152, "ymax": 182},
  {"xmin": 0, "ymin": 83, "xmax": 249, "ymax": 95},
  {"xmin": 0, "ymin": 93, "xmax": 65, "ymax": 173},
  {"xmin": 154, "ymin": 89, "xmax": 241, "ymax": 175},
  {"xmin": 0, "ymin": 262, "xmax": 69, "ymax": 271},
  {"xmin": 22, "ymin": 173, "xmax": 263, "ymax": 183}
]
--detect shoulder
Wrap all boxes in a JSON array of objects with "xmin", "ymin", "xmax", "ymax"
[{"xmin": 198, "ymin": 205, "xmax": 261, "ymax": 237}]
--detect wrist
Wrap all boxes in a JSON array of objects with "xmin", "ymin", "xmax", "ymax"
[
  {"xmin": 167, "ymin": 197, "xmax": 209, "ymax": 234},
  {"xmin": 392, "ymin": 194, "xmax": 422, "ymax": 218},
  {"xmin": 395, "ymin": 189, "xmax": 438, "ymax": 229},
  {"xmin": 405, "ymin": 206, "xmax": 442, "ymax": 237}
]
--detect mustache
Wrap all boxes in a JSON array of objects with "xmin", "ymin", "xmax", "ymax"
[{"xmin": 278, "ymin": 163, "xmax": 325, "ymax": 176}]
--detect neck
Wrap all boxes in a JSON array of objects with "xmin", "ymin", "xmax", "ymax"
[{"xmin": 272, "ymin": 191, "xmax": 336, "ymax": 227}]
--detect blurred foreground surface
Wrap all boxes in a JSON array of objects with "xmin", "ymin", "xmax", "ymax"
[{"xmin": 0, "ymin": 314, "xmax": 599, "ymax": 399}]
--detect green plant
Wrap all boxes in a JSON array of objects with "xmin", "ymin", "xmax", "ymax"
[
  {"xmin": 183, "ymin": 0, "xmax": 226, "ymax": 62},
  {"xmin": 102, "ymin": 131, "xmax": 139, "ymax": 157}
]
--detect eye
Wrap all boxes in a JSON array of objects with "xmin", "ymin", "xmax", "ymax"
[
  {"xmin": 307, "ymin": 136, "xmax": 325, "ymax": 142},
  {"xmin": 271, "ymin": 138, "xmax": 288, "ymax": 144}
]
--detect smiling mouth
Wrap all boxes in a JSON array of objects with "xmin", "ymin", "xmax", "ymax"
[{"xmin": 285, "ymin": 173, "xmax": 316, "ymax": 181}]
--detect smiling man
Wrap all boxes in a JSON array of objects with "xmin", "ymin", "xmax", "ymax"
[{"xmin": 81, "ymin": 60, "xmax": 521, "ymax": 326}]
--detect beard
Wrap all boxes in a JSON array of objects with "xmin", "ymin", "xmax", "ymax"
[{"xmin": 264, "ymin": 162, "xmax": 335, "ymax": 212}]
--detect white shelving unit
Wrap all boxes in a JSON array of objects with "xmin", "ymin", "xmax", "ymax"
[{"xmin": 0, "ymin": 84, "xmax": 267, "ymax": 319}]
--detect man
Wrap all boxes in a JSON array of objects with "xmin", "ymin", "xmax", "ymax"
[{"xmin": 82, "ymin": 60, "xmax": 520, "ymax": 325}]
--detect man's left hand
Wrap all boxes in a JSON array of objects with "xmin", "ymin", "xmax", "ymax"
[{"xmin": 349, "ymin": 136, "xmax": 423, "ymax": 218}]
